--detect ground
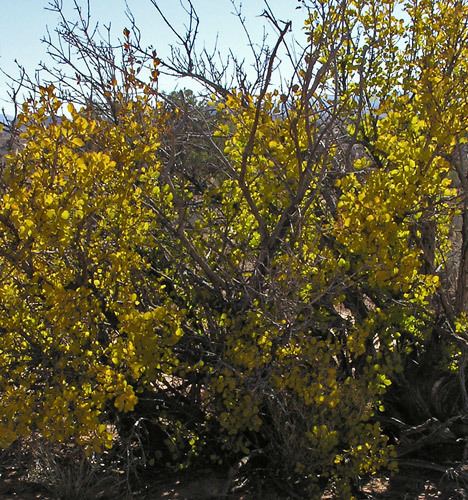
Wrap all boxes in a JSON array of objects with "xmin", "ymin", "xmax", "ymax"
[{"xmin": 1, "ymin": 459, "xmax": 468, "ymax": 499}]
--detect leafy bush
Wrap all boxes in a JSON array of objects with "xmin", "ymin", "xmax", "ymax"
[{"xmin": 0, "ymin": 0, "xmax": 466, "ymax": 496}]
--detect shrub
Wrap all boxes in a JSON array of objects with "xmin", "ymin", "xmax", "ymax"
[{"xmin": 0, "ymin": 0, "xmax": 466, "ymax": 495}]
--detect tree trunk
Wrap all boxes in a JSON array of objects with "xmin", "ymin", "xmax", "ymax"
[{"xmin": 454, "ymin": 144, "xmax": 468, "ymax": 315}]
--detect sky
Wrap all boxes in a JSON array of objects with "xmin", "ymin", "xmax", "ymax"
[{"xmin": 0, "ymin": 0, "xmax": 307, "ymax": 115}]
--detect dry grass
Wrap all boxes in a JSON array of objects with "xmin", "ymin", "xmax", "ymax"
[{"xmin": 30, "ymin": 446, "xmax": 123, "ymax": 500}]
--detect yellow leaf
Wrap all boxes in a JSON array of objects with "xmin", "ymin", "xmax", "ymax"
[{"xmin": 72, "ymin": 137, "xmax": 84, "ymax": 147}]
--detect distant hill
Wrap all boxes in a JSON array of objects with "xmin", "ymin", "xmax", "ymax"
[{"xmin": 0, "ymin": 129, "xmax": 10, "ymax": 152}]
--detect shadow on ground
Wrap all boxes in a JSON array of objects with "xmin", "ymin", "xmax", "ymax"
[{"xmin": 1, "ymin": 463, "xmax": 468, "ymax": 498}]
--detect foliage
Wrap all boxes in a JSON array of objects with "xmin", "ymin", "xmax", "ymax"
[{"xmin": 0, "ymin": 0, "xmax": 466, "ymax": 496}]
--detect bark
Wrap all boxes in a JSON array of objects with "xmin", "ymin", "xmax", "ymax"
[{"xmin": 454, "ymin": 144, "xmax": 468, "ymax": 314}]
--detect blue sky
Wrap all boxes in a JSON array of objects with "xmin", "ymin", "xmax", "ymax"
[{"xmin": 0, "ymin": 1, "xmax": 306, "ymax": 114}]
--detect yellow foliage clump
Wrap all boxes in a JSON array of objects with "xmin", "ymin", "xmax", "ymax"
[{"xmin": 0, "ymin": 0, "xmax": 466, "ymax": 495}]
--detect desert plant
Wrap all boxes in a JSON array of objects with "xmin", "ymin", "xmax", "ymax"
[{"xmin": 0, "ymin": 0, "xmax": 466, "ymax": 496}]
